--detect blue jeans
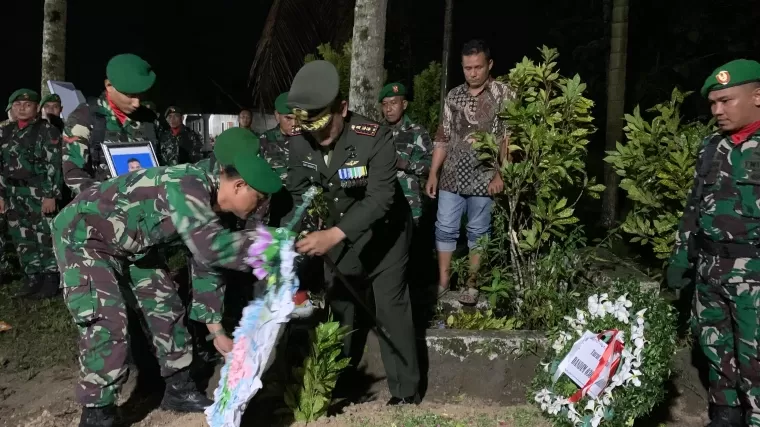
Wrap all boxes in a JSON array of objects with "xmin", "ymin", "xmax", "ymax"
[{"xmin": 434, "ymin": 190, "xmax": 493, "ymax": 252}]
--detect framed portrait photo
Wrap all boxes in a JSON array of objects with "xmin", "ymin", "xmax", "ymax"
[{"xmin": 102, "ymin": 141, "xmax": 160, "ymax": 177}]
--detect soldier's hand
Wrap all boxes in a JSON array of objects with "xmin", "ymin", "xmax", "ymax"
[
  {"xmin": 488, "ymin": 173, "xmax": 504, "ymax": 196},
  {"xmin": 295, "ymin": 227, "xmax": 345, "ymax": 256},
  {"xmin": 666, "ymin": 264, "xmax": 692, "ymax": 290},
  {"xmin": 426, "ymin": 173, "xmax": 438, "ymax": 199},
  {"xmin": 42, "ymin": 198, "xmax": 57, "ymax": 214},
  {"xmin": 213, "ymin": 335, "xmax": 234, "ymax": 358}
]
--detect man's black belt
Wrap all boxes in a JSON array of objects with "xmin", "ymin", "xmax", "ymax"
[{"xmin": 697, "ymin": 235, "xmax": 760, "ymax": 258}]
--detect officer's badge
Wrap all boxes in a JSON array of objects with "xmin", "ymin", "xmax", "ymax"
[
  {"xmin": 338, "ymin": 165, "xmax": 368, "ymax": 188},
  {"xmin": 351, "ymin": 124, "xmax": 379, "ymax": 137},
  {"xmin": 344, "ymin": 160, "xmax": 359, "ymax": 166},
  {"xmin": 293, "ymin": 107, "xmax": 309, "ymax": 121},
  {"xmin": 392, "ymin": 85, "xmax": 399, "ymax": 93},
  {"xmin": 716, "ymin": 71, "xmax": 731, "ymax": 85}
]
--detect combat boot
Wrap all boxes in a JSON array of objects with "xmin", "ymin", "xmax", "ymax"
[
  {"xmin": 27, "ymin": 272, "xmax": 60, "ymax": 300},
  {"xmin": 79, "ymin": 405, "xmax": 115, "ymax": 427},
  {"xmin": 708, "ymin": 405, "xmax": 744, "ymax": 427},
  {"xmin": 13, "ymin": 274, "xmax": 42, "ymax": 298},
  {"xmin": 160, "ymin": 368, "xmax": 213, "ymax": 412}
]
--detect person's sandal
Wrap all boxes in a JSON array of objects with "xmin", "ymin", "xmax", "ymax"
[{"xmin": 458, "ymin": 287, "xmax": 479, "ymax": 306}]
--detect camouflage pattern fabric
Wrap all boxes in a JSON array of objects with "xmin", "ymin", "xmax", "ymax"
[
  {"xmin": 383, "ymin": 115, "xmax": 433, "ymax": 221},
  {"xmin": 62, "ymin": 94, "xmax": 154, "ymax": 194},
  {"xmin": 52, "ymin": 164, "xmax": 261, "ymax": 406},
  {"xmin": 673, "ymin": 131, "xmax": 760, "ymax": 425},
  {"xmin": 260, "ymin": 126, "xmax": 290, "ymax": 183},
  {"xmin": 0, "ymin": 119, "xmax": 61, "ymax": 275},
  {"xmin": 158, "ymin": 126, "xmax": 205, "ymax": 166}
]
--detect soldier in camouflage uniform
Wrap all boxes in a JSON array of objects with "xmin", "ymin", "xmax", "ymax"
[
  {"xmin": 260, "ymin": 92, "xmax": 299, "ymax": 227},
  {"xmin": 0, "ymin": 89, "xmax": 62, "ymax": 299},
  {"xmin": 0, "ymin": 104, "xmax": 14, "ymax": 283},
  {"xmin": 62, "ymin": 54, "xmax": 159, "ymax": 195},
  {"xmin": 54, "ymin": 127, "xmax": 282, "ymax": 427},
  {"xmin": 39, "ymin": 93, "xmax": 64, "ymax": 131},
  {"xmin": 378, "ymin": 83, "xmax": 432, "ymax": 222},
  {"xmin": 158, "ymin": 106, "xmax": 205, "ymax": 166},
  {"xmin": 668, "ymin": 59, "xmax": 760, "ymax": 427}
]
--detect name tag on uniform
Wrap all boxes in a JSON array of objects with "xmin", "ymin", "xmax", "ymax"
[
  {"xmin": 302, "ymin": 161, "xmax": 318, "ymax": 170},
  {"xmin": 339, "ymin": 166, "xmax": 368, "ymax": 188}
]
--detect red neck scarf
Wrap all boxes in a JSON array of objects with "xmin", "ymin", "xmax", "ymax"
[
  {"xmin": 171, "ymin": 126, "xmax": 182, "ymax": 136},
  {"xmin": 106, "ymin": 92, "xmax": 128, "ymax": 125},
  {"xmin": 730, "ymin": 120, "xmax": 760, "ymax": 145},
  {"xmin": 16, "ymin": 120, "xmax": 30, "ymax": 129}
]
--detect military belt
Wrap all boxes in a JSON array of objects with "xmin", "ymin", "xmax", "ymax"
[{"xmin": 697, "ymin": 235, "xmax": 760, "ymax": 259}]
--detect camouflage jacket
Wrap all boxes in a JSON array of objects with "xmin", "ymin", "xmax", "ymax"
[
  {"xmin": 382, "ymin": 115, "xmax": 433, "ymax": 220},
  {"xmin": 0, "ymin": 118, "xmax": 62, "ymax": 199},
  {"xmin": 60, "ymin": 164, "xmax": 260, "ymax": 323},
  {"xmin": 671, "ymin": 130, "xmax": 760, "ymax": 267},
  {"xmin": 260, "ymin": 126, "xmax": 293, "ymax": 183},
  {"xmin": 62, "ymin": 93, "xmax": 157, "ymax": 195},
  {"xmin": 158, "ymin": 125, "xmax": 205, "ymax": 166}
]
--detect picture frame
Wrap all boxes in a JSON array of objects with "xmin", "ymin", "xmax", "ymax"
[{"xmin": 101, "ymin": 141, "xmax": 160, "ymax": 178}]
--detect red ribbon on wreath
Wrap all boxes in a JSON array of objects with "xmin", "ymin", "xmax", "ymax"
[{"xmin": 567, "ymin": 329, "xmax": 624, "ymax": 403}]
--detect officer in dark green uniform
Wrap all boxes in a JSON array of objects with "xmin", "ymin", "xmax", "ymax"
[{"xmin": 285, "ymin": 60, "xmax": 420, "ymax": 405}]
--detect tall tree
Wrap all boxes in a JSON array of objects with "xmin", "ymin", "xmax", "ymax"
[
  {"xmin": 600, "ymin": 0, "xmax": 629, "ymax": 228},
  {"xmin": 40, "ymin": 0, "xmax": 67, "ymax": 96},
  {"xmin": 348, "ymin": 0, "xmax": 388, "ymax": 120},
  {"xmin": 439, "ymin": 0, "xmax": 453, "ymax": 120}
]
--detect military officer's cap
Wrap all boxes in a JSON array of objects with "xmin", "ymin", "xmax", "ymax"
[
  {"xmin": 378, "ymin": 82, "xmax": 407, "ymax": 102},
  {"xmin": 106, "ymin": 53, "xmax": 156, "ymax": 95},
  {"xmin": 6, "ymin": 88, "xmax": 40, "ymax": 111},
  {"xmin": 701, "ymin": 59, "xmax": 760, "ymax": 97},
  {"xmin": 274, "ymin": 92, "xmax": 292, "ymax": 115},
  {"xmin": 142, "ymin": 101, "xmax": 157, "ymax": 111},
  {"xmin": 287, "ymin": 60, "xmax": 340, "ymax": 132},
  {"xmin": 165, "ymin": 106, "xmax": 183, "ymax": 118},
  {"xmin": 40, "ymin": 93, "xmax": 61, "ymax": 106},
  {"xmin": 214, "ymin": 128, "xmax": 281, "ymax": 194}
]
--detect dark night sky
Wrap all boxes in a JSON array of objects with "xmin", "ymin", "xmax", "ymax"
[{"xmin": 3, "ymin": 0, "xmax": 759, "ymax": 116}]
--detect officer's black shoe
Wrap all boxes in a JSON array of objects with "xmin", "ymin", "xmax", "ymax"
[
  {"xmin": 79, "ymin": 405, "xmax": 116, "ymax": 427},
  {"xmin": 708, "ymin": 405, "xmax": 744, "ymax": 427},
  {"xmin": 160, "ymin": 369, "xmax": 213, "ymax": 412},
  {"xmin": 27, "ymin": 273, "xmax": 60, "ymax": 300},
  {"xmin": 386, "ymin": 394, "xmax": 421, "ymax": 406},
  {"xmin": 14, "ymin": 274, "xmax": 42, "ymax": 298}
]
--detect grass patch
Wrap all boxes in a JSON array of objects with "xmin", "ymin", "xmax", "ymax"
[
  {"xmin": 351, "ymin": 405, "xmax": 548, "ymax": 427},
  {"xmin": 0, "ymin": 280, "xmax": 78, "ymax": 373}
]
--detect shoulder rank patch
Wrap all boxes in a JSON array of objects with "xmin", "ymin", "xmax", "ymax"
[{"xmin": 351, "ymin": 123, "xmax": 379, "ymax": 137}]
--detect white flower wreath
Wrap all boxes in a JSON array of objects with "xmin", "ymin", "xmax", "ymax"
[{"xmin": 534, "ymin": 293, "xmax": 647, "ymax": 427}]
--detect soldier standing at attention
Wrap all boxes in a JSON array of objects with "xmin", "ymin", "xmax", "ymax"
[
  {"xmin": 158, "ymin": 106, "xmax": 205, "ymax": 165},
  {"xmin": 62, "ymin": 53, "xmax": 159, "ymax": 195},
  {"xmin": 285, "ymin": 60, "xmax": 420, "ymax": 404},
  {"xmin": 0, "ymin": 89, "xmax": 62, "ymax": 299},
  {"xmin": 53, "ymin": 128, "xmax": 282, "ymax": 427},
  {"xmin": 260, "ymin": 91, "xmax": 299, "ymax": 226},
  {"xmin": 39, "ymin": 93, "xmax": 64, "ymax": 129},
  {"xmin": 668, "ymin": 59, "xmax": 760, "ymax": 427}
]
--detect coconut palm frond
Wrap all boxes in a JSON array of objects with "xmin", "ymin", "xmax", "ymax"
[{"xmin": 249, "ymin": 0, "xmax": 341, "ymax": 110}]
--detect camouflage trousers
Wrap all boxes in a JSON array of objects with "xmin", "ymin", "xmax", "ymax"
[
  {"xmin": 694, "ymin": 252, "xmax": 760, "ymax": 426},
  {"xmin": 51, "ymin": 215, "xmax": 192, "ymax": 407},
  {"xmin": 0, "ymin": 212, "xmax": 9, "ymax": 274},
  {"xmin": 5, "ymin": 186, "xmax": 57, "ymax": 275}
]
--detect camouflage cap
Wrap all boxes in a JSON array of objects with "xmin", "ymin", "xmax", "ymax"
[
  {"xmin": 214, "ymin": 128, "xmax": 280, "ymax": 194},
  {"xmin": 378, "ymin": 82, "xmax": 407, "ymax": 102},
  {"xmin": 287, "ymin": 60, "xmax": 340, "ymax": 132},
  {"xmin": 40, "ymin": 93, "xmax": 61, "ymax": 106},
  {"xmin": 274, "ymin": 92, "xmax": 292, "ymax": 115},
  {"xmin": 106, "ymin": 53, "xmax": 156, "ymax": 95},
  {"xmin": 701, "ymin": 59, "xmax": 760, "ymax": 97},
  {"xmin": 7, "ymin": 88, "xmax": 40, "ymax": 111},
  {"xmin": 164, "ymin": 106, "xmax": 183, "ymax": 118}
]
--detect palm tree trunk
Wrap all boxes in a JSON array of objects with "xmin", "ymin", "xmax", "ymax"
[
  {"xmin": 348, "ymin": 0, "xmax": 388, "ymax": 120},
  {"xmin": 40, "ymin": 0, "xmax": 67, "ymax": 97},
  {"xmin": 600, "ymin": 0, "xmax": 629, "ymax": 228},
  {"xmin": 439, "ymin": 0, "xmax": 454, "ymax": 120}
]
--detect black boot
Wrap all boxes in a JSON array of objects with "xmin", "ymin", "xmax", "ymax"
[
  {"xmin": 14, "ymin": 274, "xmax": 42, "ymax": 298},
  {"xmin": 79, "ymin": 405, "xmax": 115, "ymax": 427},
  {"xmin": 160, "ymin": 369, "xmax": 213, "ymax": 412},
  {"xmin": 26, "ymin": 272, "xmax": 60, "ymax": 300},
  {"xmin": 708, "ymin": 405, "xmax": 744, "ymax": 427}
]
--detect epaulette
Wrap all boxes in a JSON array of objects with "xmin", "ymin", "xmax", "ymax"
[{"xmin": 351, "ymin": 123, "xmax": 379, "ymax": 137}]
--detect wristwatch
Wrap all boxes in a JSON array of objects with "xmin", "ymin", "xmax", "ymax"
[{"xmin": 205, "ymin": 329, "xmax": 227, "ymax": 342}]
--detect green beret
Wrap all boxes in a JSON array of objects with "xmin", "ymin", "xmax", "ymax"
[
  {"xmin": 106, "ymin": 53, "xmax": 156, "ymax": 94},
  {"xmin": 214, "ymin": 128, "xmax": 281, "ymax": 194},
  {"xmin": 287, "ymin": 60, "xmax": 340, "ymax": 131},
  {"xmin": 274, "ymin": 92, "xmax": 292, "ymax": 115},
  {"xmin": 378, "ymin": 82, "xmax": 407, "ymax": 102},
  {"xmin": 701, "ymin": 59, "xmax": 760, "ymax": 97},
  {"xmin": 165, "ymin": 106, "xmax": 183, "ymax": 118},
  {"xmin": 7, "ymin": 88, "xmax": 40, "ymax": 111},
  {"xmin": 40, "ymin": 93, "xmax": 61, "ymax": 106}
]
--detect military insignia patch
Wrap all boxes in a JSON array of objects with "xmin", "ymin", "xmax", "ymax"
[
  {"xmin": 351, "ymin": 124, "xmax": 379, "ymax": 137},
  {"xmin": 716, "ymin": 71, "xmax": 731, "ymax": 85},
  {"xmin": 291, "ymin": 126, "xmax": 302, "ymax": 136},
  {"xmin": 293, "ymin": 108, "xmax": 309, "ymax": 121},
  {"xmin": 392, "ymin": 85, "xmax": 399, "ymax": 93},
  {"xmin": 338, "ymin": 165, "xmax": 368, "ymax": 188},
  {"xmin": 344, "ymin": 160, "xmax": 359, "ymax": 166}
]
